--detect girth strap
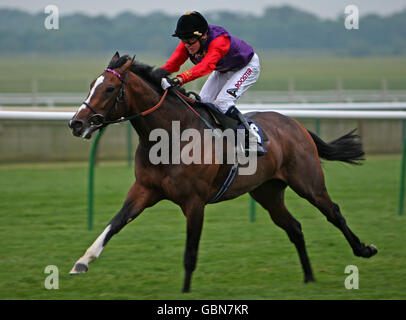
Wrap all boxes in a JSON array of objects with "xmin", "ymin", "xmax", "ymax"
[{"xmin": 207, "ymin": 164, "xmax": 239, "ymax": 204}]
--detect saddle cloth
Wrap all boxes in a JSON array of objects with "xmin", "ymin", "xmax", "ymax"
[{"xmin": 237, "ymin": 119, "xmax": 268, "ymax": 148}]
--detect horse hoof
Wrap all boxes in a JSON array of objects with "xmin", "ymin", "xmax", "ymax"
[
  {"xmin": 355, "ymin": 244, "xmax": 378, "ymax": 258},
  {"xmin": 69, "ymin": 263, "xmax": 88, "ymax": 274},
  {"xmin": 367, "ymin": 244, "xmax": 378, "ymax": 257}
]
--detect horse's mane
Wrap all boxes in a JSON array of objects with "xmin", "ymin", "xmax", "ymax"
[{"xmin": 108, "ymin": 55, "xmax": 188, "ymax": 96}]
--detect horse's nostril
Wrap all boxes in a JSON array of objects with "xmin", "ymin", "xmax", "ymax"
[{"xmin": 69, "ymin": 119, "xmax": 83, "ymax": 130}]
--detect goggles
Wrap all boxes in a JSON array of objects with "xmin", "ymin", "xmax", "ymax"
[{"xmin": 181, "ymin": 37, "xmax": 200, "ymax": 45}]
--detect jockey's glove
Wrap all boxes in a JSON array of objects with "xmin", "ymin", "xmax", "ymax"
[{"xmin": 161, "ymin": 77, "xmax": 182, "ymax": 90}]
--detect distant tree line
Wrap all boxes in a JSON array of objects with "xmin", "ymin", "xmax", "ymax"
[{"xmin": 0, "ymin": 6, "xmax": 405, "ymax": 56}]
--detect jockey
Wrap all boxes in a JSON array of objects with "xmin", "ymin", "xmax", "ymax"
[{"xmin": 161, "ymin": 11, "xmax": 265, "ymax": 156}]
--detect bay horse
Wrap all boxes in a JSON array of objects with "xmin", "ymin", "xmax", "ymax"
[{"xmin": 68, "ymin": 52, "xmax": 377, "ymax": 293}]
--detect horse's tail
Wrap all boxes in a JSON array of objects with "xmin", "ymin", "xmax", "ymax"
[{"xmin": 307, "ymin": 129, "xmax": 365, "ymax": 165}]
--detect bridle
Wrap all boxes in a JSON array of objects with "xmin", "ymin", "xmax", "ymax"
[{"xmin": 83, "ymin": 67, "xmax": 168, "ymax": 129}]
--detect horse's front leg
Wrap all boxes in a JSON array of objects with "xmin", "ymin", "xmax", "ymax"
[
  {"xmin": 70, "ymin": 182, "xmax": 161, "ymax": 274},
  {"xmin": 181, "ymin": 198, "xmax": 205, "ymax": 293}
]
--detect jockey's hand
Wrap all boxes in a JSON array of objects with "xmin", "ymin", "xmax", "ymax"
[{"xmin": 161, "ymin": 77, "xmax": 182, "ymax": 90}]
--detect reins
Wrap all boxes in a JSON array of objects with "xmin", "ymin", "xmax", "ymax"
[
  {"xmin": 83, "ymin": 67, "xmax": 211, "ymax": 132},
  {"xmin": 101, "ymin": 88, "xmax": 169, "ymax": 125},
  {"xmin": 170, "ymin": 89, "xmax": 220, "ymax": 136}
]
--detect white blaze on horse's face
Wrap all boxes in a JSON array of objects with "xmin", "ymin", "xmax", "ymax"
[{"xmin": 78, "ymin": 75, "xmax": 105, "ymax": 113}]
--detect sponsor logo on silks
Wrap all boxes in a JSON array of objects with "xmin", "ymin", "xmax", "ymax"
[
  {"xmin": 226, "ymin": 88, "xmax": 238, "ymax": 98},
  {"xmin": 235, "ymin": 68, "xmax": 252, "ymax": 89}
]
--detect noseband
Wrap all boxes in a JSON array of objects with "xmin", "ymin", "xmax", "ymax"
[{"xmin": 83, "ymin": 68, "xmax": 168, "ymax": 128}]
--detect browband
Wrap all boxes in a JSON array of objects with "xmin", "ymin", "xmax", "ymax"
[{"xmin": 105, "ymin": 68, "xmax": 123, "ymax": 81}]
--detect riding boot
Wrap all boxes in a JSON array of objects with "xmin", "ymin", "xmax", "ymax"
[{"xmin": 225, "ymin": 106, "xmax": 266, "ymax": 156}]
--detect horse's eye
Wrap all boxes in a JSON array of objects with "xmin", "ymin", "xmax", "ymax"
[{"xmin": 105, "ymin": 87, "xmax": 115, "ymax": 93}]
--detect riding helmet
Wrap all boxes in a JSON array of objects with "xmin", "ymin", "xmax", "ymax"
[{"xmin": 172, "ymin": 11, "xmax": 209, "ymax": 38}]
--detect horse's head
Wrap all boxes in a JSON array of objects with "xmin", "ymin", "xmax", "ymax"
[{"xmin": 69, "ymin": 52, "xmax": 134, "ymax": 139}]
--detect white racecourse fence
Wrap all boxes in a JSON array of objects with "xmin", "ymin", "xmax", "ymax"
[
  {"xmin": 1, "ymin": 101, "xmax": 406, "ymax": 157},
  {"xmin": 1, "ymin": 90, "xmax": 406, "ymax": 106},
  {"xmin": 2, "ymin": 102, "xmax": 406, "ymax": 120}
]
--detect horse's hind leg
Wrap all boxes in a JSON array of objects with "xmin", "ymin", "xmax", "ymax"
[
  {"xmin": 250, "ymin": 179, "xmax": 315, "ymax": 283},
  {"xmin": 70, "ymin": 182, "xmax": 162, "ymax": 274},
  {"xmin": 287, "ymin": 155, "xmax": 377, "ymax": 259},
  {"xmin": 309, "ymin": 190, "xmax": 377, "ymax": 258}
]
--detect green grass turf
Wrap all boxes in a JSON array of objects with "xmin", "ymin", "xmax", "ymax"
[
  {"xmin": 0, "ymin": 54, "xmax": 405, "ymax": 93},
  {"xmin": 0, "ymin": 155, "xmax": 405, "ymax": 299}
]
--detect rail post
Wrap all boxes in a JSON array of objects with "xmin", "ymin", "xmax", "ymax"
[
  {"xmin": 398, "ymin": 120, "xmax": 406, "ymax": 215},
  {"xmin": 250, "ymin": 197, "xmax": 256, "ymax": 222},
  {"xmin": 88, "ymin": 127, "xmax": 106, "ymax": 230},
  {"xmin": 315, "ymin": 119, "xmax": 321, "ymax": 136}
]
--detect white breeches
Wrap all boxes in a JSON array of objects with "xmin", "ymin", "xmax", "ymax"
[{"xmin": 199, "ymin": 53, "xmax": 260, "ymax": 113}]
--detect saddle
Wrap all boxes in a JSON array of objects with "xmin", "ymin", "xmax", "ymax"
[
  {"xmin": 193, "ymin": 101, "xmax": 239, "ymax": 130},
  {"xmin": 193, "ymin": 100, "xmax": 269, "ymax": 144}
]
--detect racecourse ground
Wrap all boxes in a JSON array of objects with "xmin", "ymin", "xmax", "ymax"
[{"xmin": 0, "ymin": 154, "xmax": 405, "ymax": 299}]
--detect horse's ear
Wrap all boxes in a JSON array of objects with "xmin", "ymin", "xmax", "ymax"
[
  {"xmin": 120, "ymin": 56, "xmax": 135, "ymax": 73},
  {"xmin": 110, "ymin": 51, "xmax": 120, "ymax": 63}
]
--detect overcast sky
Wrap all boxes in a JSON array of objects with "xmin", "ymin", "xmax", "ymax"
[{"xmin": 1, "ymin": 0, "xmax": 406, "ymax": 18}]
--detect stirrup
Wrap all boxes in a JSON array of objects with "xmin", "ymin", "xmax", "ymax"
[
  {"xmin": 245, "ymin": 143, "xmax": 266, "ymax": 157},
  {"xmin": 237, "ymin": 138, "xmax": 266, "ymax": 157}
]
